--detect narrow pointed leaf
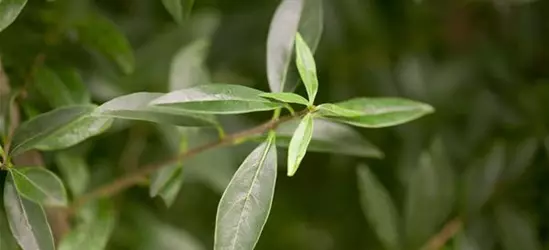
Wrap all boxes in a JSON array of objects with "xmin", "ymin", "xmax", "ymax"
[
  {"xmin": 259, "ymin": 92, "xmax": 309, "ymax": 106},
  {"xmin": 214, "ymin": 133, "xmax": 277, "ymax": 250},
  {"xmin": 321, "ymin": 98, "xmax": 434, "ymax": 128},
  {"xmin": 94, "ymin": 92, "xmax": 216, "ymax": 126},
  {"xmin": 34, "ymin": 66, "xmax": 90, "ymax": 108},
  {"xmin": 316, "ymin": 103, "xmax": 364, "ymax": 117},
  {"xmin": 150, "ymin": 131, "xmax": 186, "ymax": 207},
  {"xmin": 152, "ymin": 84, "xmax": 282, "ymax": 114},
  {"xmin": 287, "ymin": 113, "xmax": 313, "ymax": 176},
  {"xmin": 0, "ymin": 198, "xmax": 17, "ymax": 250},
  {"xmin": 4, "ymin": 177, "xmax": 55, "ymax": 250},
  {"xmin": 268, "ymin": 118, "xmax": 382, "ymax": 157},
  {"xmin": 162, "ymin": 0, "xmax": 195, "ymax": 24},
  {"xmin": 0, "ymin": 0, "xmax": 28, "ymax": 32},
  {"xmin": 495, "ymin": 204, "xmax": 541, "ymax": 250},
  {"xmin": 76, "ymin": 14, "xmax": 135, "ymax": 74},
  {"xmin": 170, "ymin": 39, "xmax": 210, "ymax": 91},
  {"xmin": 58, "ymin": 200, "xmax": 116, "ymax": 250},
  {"xmin": 266, "ymin": 0, "xmax": 304, "ymax": 93},
  {"xmin": 357, "ymin": 165, "xmax": 399, "ymax": 250},
  {"xmin": 294, "ymin": 33, "xmax": 318, "ymax": 103},
  {"xmin": 55, "ymin": 151, "xmax": 90, "ymax": 196},
  {"xmin": 10, "ymin": 105, "xmax": 113, "ymax": 156},
  {"xmin": 10, "ymin": 167, "xmax": 67, "ymax": 206}
]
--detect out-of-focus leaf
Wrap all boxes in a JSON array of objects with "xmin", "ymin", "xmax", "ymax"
[
  {"xmin": 259, "ymin": 92, "xmax": 309, "ymax": 106},
  {"xmin": 10, "ymin": 105, "xmax": 112, "ymax": 156},
  {"xmin": 287, "ymin": 113, "xmax": 313, "ymax": 176},
  {"xmin": 162, "ymin": 0, "xmax": 195, "ymax": 24},
  {"xmin": 0, "ymin": 0, "xmax": 28, "ymax": 32},
  {"xmin": 404, "ymin": 142, "xmax": 455, "ymax": 249},
  {"xmin": 214, "ymin": 133, "xmax": 277, "ymax": 250},
  {"xmin": 58, "ymin": 200, "xmax": 116, "ymax": 250},
  {"xmin": 34, "ymin": 66, "xmax": 90, "ymax": 108},
  {"xmin": 356, "ymin": 165, "xmax": 399, "ymax": 250},
  {"xmin": 321, "ymin": 98, "xmax": 434, "ymax": 128},
  {"xmin": 0, "ymin": 197, "xmax": 17, "ymax": 250},
  {"xmin": 150, "ymin": 132, "xmax": 186, "ymax": 207},
  {"xmin": 503, "ymin": 138, "xmax": 537, "ymax": 181},
  {"xmin": 495, "ymin": 204, "xmax": 541, "ymax": 250},
  {"xmin": 463, "ymin": 142, "xmax": 505, "ymax": 214},
  {"xmin": 264, "ymin": 118, "xmax": 382, "ymax": 157},
  {"xmin": 76, "ymin": 13, "xmax": 135, "ymax": 74},
  {"xmin": 298, "ymin": 0, "xmax": 323, "ymax": 52},
  {"xmin": 151, "ymin": 84, "xmax": 282, "ymax": 114},
  {"xmin": 266, "ymin": 0, "xmax": 304, "ymax": 93},
  {"xmin": 4, "ymin": 177, "xmax": 54, "ymax": 250},
  {"xmin": 54, "ymin": 150, "xmax": 90, "ymax": 196},
  {"xmin": 9, "ymin": 167, "xmax": 67, "ymax": 206},
  {"xmin": 93, "ymin": 92, "xmax": 217, "ymax": 126},
  {"xmin": 294, "ymin": 33, "xmax": 318, "ymax": 103},
  {"xmin": 169, "ymin": 39, "xmax": 210, "ymax": 91},
  {"xmin": 454, "ymin": 216, "xmax": 496, "ymax": 250}
]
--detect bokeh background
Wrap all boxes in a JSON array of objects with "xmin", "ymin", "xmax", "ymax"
[{"xmin": 2, "ymin": 0, "xmax": 549, "ymax": 249}]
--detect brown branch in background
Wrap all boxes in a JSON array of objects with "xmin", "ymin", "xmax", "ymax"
[
  {"xmin": 72, "ymin": 109, "xmax": 309, "ymax": 210},
  {"xmin": 422, "ymin": 218, "xmax": 463, "ymax": 250}
]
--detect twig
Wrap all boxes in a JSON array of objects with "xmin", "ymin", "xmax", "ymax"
[
  {"xmin": 422, "ymin": 218, "xmax": 463, "ymax": 250},
  {"xmin": 72, "ymin": 109, "xmax": 309, "ymax": 210}
]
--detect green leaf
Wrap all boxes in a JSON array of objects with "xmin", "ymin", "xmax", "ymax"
[
  {"xmin": 0, "ymin": 0, "xmax": 28, "ymax": 32},
  {"xmin": 93, "ymin": 92, "xmax": 217, "ymax": 126},
  {"xmin": 266, "ymin": 0, "xmax": 304, "ymax": 93},
  {"xmin": 76, "ymin": 13, "xmax": 135, "ymax": 74},
  {"xmin": 214, "ymin": 133, "xmax": 277, "ymax": 250},
  {"xmin": 316, "ymin": 103, "xmax": 364, "ymax": 117},
  {"xmin": 58, "ymin": 200, "xmax": 116, "ymax": 250},
  {"xmin": 162, "ymin": 0, "xmax": 195, "ymax": 25},
  {"xmin": 294, "ymin": 33, "xmax": 318, "ymax": 103},
  {"xmin": 356, "ymin": 165, "xmax": 399, "ymax": 250},
  {"xmin": 287, "ymin": 113, "xmax": 313, "ymax": 176},
  {"xmin": 495, "ymin": 204, "xmax": 541, "ymax": 250},
  {"xmin": 150, "ymin": 131, "xmax": 186, "ymax": 207},
  {"xmin": 151, "ymin": 84, "xmax": 282, "ymax": 114},
  {"xmin": 321, "ymin": 98, "xmax": 434, "ymax": 128},
  {"xmin": 0, "ymin": 197, "xmax": 18, "ymax": 250},
  {"xmin": 169, "ymin": 39, "xmax": 210, "ymax": 91},
  {"xmin": 9, "ymin": 167, "xmax": 68, "ymax": 206},
  {"xmin": 404, "ymin": 144, "xmax": 455, "ymax": 249},
  {"xmin": 259, "ymin": 92, "xmax": 309, "ymax": 106},
  {"xmin": 10, "ymin": 105, "xmax": 113, "ymax": 156},
  {"xmin": 55, "ymin": 151, "xmax": 90, "ymax": 196},
  {"xmin": 4, "ymin": 177, "xmax": 55, "ymax": 250},
  {"xmin": 270, "ymin": 118, "xmax": 382, "ymax": 157},
  {"xmin": 463, "ymin": 142, "xmax": 505, "ymax": 214},
  {"xmin": 34, "ymin": 66, "xmax": 90, "ymax": 108}
]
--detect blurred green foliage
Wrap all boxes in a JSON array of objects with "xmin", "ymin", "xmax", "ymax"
[{"xmin": 1, "ymin": 0, "xmax": 549, "ymax": 249}]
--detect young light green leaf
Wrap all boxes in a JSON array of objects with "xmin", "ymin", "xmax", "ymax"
[
  {"xmin": 170, "ymin": 39, "xmax": 210, "ymax": 91},
  {"xmin": 356, "ymin": 165, "xmax": 399, "ymax": 250},
  {"xmin": 269, "ymin": 118, "xmax": 382, "ymax": 157},
  {"xmin": 4, "ymin": 177, "xmax": 55, "ymax": 250},
  {"xmin": 321, "ymin": 97, "xmax": 434, "ymax": 128},
  {"xmin": 214, "ymin": 133, "xmax": 277, "ymax": 250},
  {"xmin": 316, "ymin": 103, "xmax": 364, "ymax": 117},
  {"xmin": 162, "ymin": 0, "xmax": 195, "ymax": 25},
  {"xmin": 266, "ymin": 0, "xmax": 304, "ymax": 93},
  {"xmin": 287, "ymin": 113, "xmax": 313, "ymax": 176},
  {"xmin": 10, "ymin": 105, "xmax": 113, "ymax": 156},
  {"xmin": 0, "ymin": 0, "xmax": 28, "ymax": 32},
  {"xmin": 9, "ymin": 167, "xmax": 68, "ymax": 207},
  {"xmin": 152, "ymin": 84, "xmax": 283, "ymax": 114},
  {"xmin": 34, "ymin": 66, "xmax": 90, "ymax": 108},
  {"xmin": 76, "ymin": 13, "xmax": 135, "ymax": 74},
  {"xmin": 495, "ymin": 204, "xmax": 541, "ymax": 250},
  {"xmin": 294, "ymin": 33, "xmax": 318, "ymax": 103},
  {"xmin": 58, "ymin": 200, "xmax": 116, "ymax": 250},
  {"xmin": 55, "ymin": 151, "xmax": 90, "ymax": 196},
  {"xmin": 93, "ymin": 92, "xmax": 217, "ymax": 126},
  {"xmin": 259, "ymin": 92, "xmax": 309, "ymax": 106},
  {"xmin": 0, "ymin": 198, "xmax": 18, "ymax": 250}
]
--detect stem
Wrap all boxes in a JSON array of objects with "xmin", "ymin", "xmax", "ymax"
[
  {"xmin": 421, "ymin": 218, "xmax": 462, "ymax": 250},
  {"xmin": 71, "ymin": 108, "xmax": 310, "ymax": 210}
]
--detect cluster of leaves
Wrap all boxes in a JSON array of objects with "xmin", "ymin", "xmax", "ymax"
[{"xmin": 0, "ymin": 0, "xmax": 434, "ymax": 250}]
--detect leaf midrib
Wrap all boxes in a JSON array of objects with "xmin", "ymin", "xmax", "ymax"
[{"xmin": 12, "ymin": 169, "xmax": 61, "ymax": 205}]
